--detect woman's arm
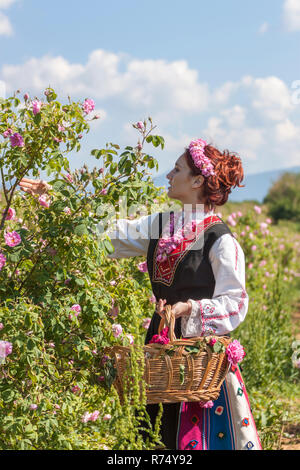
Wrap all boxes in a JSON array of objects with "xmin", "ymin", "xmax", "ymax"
[
  {"xmin": 181, "ymin": 234, "xmax": 249, "ymax": 337},
  {"xmin": 102, "ymin": 212, "xmax": 159, "ymax": 259}
]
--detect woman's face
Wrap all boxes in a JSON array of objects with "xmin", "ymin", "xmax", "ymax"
[{"xmin": 166, "ymin": 153, "xmax": 204, "ymax": 204}]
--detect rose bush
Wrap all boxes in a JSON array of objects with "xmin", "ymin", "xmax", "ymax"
[{"xmin": 0, "ymin": 90, "xmax": 166, "ymax": 450}]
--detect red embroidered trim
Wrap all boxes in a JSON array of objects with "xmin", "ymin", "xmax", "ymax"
[
  {"xmin": 197, "ymin": 290, "xmax": 247, "ymax": 323},
  {"xmin": 152, "ymin": 215, "xmax": 223, "ymax": 286},
  {"xmin": 232, "ymin": 236, "xmax": 238, "ymax": 271}
]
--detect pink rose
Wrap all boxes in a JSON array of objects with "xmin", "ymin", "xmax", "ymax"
[
  {"xmin": 83, "ymin": 98, "xmax": 95, "ymax": 114},
  {"xmin": 199, "ymin": 400, "xmax": 214, "ymax": 408},
  {"xmin": 112, "ymin": 324, "xmax": 123, "ymax": 338},
  {"xmin": 81, "ymin": 412, "xmax": 92, "ymax": 423},
  {"xmin": 10, "ymin": 133, "xmax": 24, "ymax": 148},
  {"xmin": 251, "ymin": 245, "xmax": 257, "ymax": 251},
  {"xmin": 142, "ymin": 317, "xmax": 151, "ymax": 329},
  {"xmin": 103, "ymin": 414, "xmax": 111, "ymax": 421},
  {"xmin": 3, "ymin": 128, "xmax": 12, "ymax": 138},
  {"xmin": 71, "ymin": 385, "xmax": 80, "ymax": 394},
  {"xmin": 4, "ymin": 231, "xmax": 21, "ymax": 247},
  {"xmin": 137, "ymin": 261, "xmax": 148, "ymax": 272},
  {"xmin": 209, "ymin": 338, "xmax": 217, "ymax": 347},
  {"xmin": 71, "ymin": 304, "xmax": 81, "ymax": 315},
  {"xmin": 38, "ymin": 195, "xmax": 51, "ymax": 208},
  {"xmin": 149, "ymin": 294, "xmax": 156, "ymax": 303},
  {"xmin": 227, "ymin": 216, "xmax": 236, "ymax": 227},
  {"xmin": 126, "ymin": 334, "xmax": 134, "ymax": 345},
  {"xmin": 136, "ymin": 121, "xmax": 144, "ymax": 130},
  {"xmin": 100, "ymin": 188, "xmax": 107, "ymax": 195},
  {"xmin": 32, "ymin": 100, "xmax": 42, "ymax": 115},
  {"xmin": 64, "ymin": 173, "xmax": 73, "ymax": 183},
  {"xmin": 89, "ymin": 410, "xmax": 100, "ymax": 422},
  {"xmin": 4, "ymin": 207, "xmax": 16, "ymax": 220},
  {"xmin": 225, "ymin": 339, "xmax": 245, "ymax": 365},
  {"xmin": 0, "ymin": 253, "xmax": 6, "ymax": 270},
  {"xmin": 0, "ymin": 340, "xmax": 12, "ymax": 358},
  {"xmin": 24, "ymin": 93, "xmax": 29, "ymax": 101},
  {"xmin": 29, "ymin": 404, "xmax": 38, "ymax": 410},
  {"xmin": 254, "ymin": 205, "xmax": 262, "ymax": 214},
  {"xmin": 248, "ymin": 263, "xmax": 253, "ymax": 269},
  {"xmin": 149, "ymin": 328, "xmax": 170, "ymax": 345},
  {"xmin": 0, "ymin": 323, "xmax": 4, "ymax": 330}
]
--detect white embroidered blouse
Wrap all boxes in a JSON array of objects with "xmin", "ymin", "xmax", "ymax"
[{"xmin": 104, "ymin": 208, "xmax": 248, "ymax": 337}]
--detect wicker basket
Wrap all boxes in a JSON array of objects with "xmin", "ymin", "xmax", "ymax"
[{"xmin": 106, "ymin": 305, "xmax": 232, "ymax": 404}]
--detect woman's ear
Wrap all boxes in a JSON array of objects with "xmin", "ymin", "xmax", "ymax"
[{"xmin": 191, "ymin": 175, "xmax": 204, "ymax": 189}]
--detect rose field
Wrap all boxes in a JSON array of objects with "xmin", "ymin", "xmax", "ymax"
[{"xmin": 0, "ymin": 90, "xmax": 299, "ymax": 450}]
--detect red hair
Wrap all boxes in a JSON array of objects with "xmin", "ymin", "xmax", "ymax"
[{"xmin": 185, "ymin": 143, "xmax": 245, "ymax": 209}]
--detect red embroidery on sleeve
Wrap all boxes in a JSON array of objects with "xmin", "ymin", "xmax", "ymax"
[
  {"xmin": 196, "ymin": 290, "xmax": 247, "ymax": 323},
  {"xmin": 232, "ymin": 237, "xmax": 238, "ymax": 271}
]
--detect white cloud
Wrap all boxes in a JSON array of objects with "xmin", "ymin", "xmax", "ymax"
[
  {"xmin": 203, "ymin": 115, "xmax": 264, "ymax": 162},
  {"xmin": 220, "ymin": 105, "xmax": 247, "ymax": 128},
  {"xmin": 258, "ymin": 22, "xmax": 269, "ymax": 34},
  {"xmin": 212, "ymin": 81, "xmax": 240, "ymax": 105},
  {"xmin": 245, "ymin": 76, "xmax": 293, "ymax": 121},
  {"xmin": 1, "ymin": 50, "xmax": 211, "ymax": 117},
  {"xmin": 0, "ymin": 0, "xmax": 17, "ymax": 8},
  {"xmin": 0, "ymin": 0, "xmax": 17, "ymax": 36},
  {"xmin": 283, "ymin": 0, "xmax": 300, "ymax": 31},
  {"xmin": 1, "ymin": 50, "xmax": 300, "ymax": 174},
  {"xmin": 275, "ymin": 118, "xmax": 300, "ymax": 141},
  {"xmin": 0, "ymin": 10, "xmax": 12, "ymax": 35}
]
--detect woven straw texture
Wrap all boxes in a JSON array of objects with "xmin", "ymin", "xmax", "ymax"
[{"xmin": 106, "ymin": 305, "xmax": 232, "ymax": 404}]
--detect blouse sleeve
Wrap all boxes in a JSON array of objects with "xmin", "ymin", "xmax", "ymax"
[
  {"xmin": 181, "ymin": 233, "xmax": 249, "ymax": 337},
  {"xmin": 102, "ymin": 213, "xmax": 157, "ymax": 259}
]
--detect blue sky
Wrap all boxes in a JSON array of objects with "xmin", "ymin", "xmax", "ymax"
[{"xmin": 1, "ymin": 0, "xmax": 300, "ymax": 180}]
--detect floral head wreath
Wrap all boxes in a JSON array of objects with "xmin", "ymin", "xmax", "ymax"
[{"xmin": 188, "ymin": 139, "xmax": 215, "ymax": 177}]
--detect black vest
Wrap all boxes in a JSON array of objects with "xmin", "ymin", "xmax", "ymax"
[{"xmin": 145, "ymin": 212, "xmax": 233, "ymax": 344}]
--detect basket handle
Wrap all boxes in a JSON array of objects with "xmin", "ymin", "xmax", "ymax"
[{"xmin": 158, "ymin": 304, "xmax": 176, "ymax": 342}]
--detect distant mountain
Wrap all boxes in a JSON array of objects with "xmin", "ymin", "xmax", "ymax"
[{"xmin": 153, "ymin": 166, "xmax": 300, "ymax": 203}]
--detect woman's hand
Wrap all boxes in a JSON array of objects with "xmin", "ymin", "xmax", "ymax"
[
  {"xmin": 171, "ymin": 301, "xmax": 192, "ymax": 319},
  {"xmin": 19, "ymin": 178, "xmax": 50, "ymax": 196},
  {"xmin": 156, "ymin": 299, "xmax": 192, "ymax": 319}
]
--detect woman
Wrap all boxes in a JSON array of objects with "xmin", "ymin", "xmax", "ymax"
[{"xmin": 19, "ymin": 138, "xmax": 262, "ymax": 450}]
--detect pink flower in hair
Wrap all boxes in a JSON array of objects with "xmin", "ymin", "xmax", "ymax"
[
  {"xmin": 188, "ymin": 139, "xmax": 215, "ymax": 177},
  {"xmin": 225, "ymin": 339, "xmax": 245, "ymax": 365}
]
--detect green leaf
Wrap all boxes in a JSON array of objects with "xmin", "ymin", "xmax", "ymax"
[
  {"xmin": 74, "ymin": 224, "xmax": 88, "ymax": 236},
  {"xmin": 179, "ymin": 364, "xmax": 185, "ymax": 385},
  {"xmin": 33, "ymin": 113, "xmax": 42, "ymax": 126},
  {"xmin": 103, "ymin": 239, "xmax": 114, "ymax": 255}
]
